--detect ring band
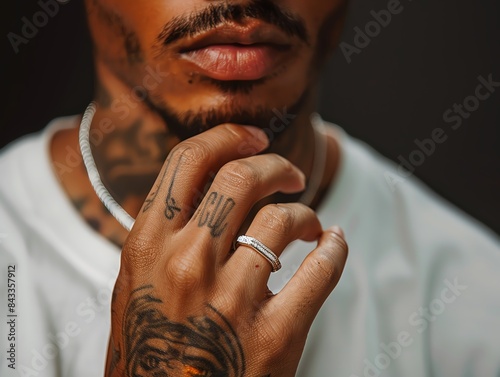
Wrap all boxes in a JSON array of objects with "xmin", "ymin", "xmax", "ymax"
[{"xmin": 235, "ymin": 235, "xmax": 282, "ymax": 272}]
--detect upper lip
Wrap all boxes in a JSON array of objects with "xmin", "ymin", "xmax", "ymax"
[{"xmin": 178, "ymin": 20, "xmax": 292, "ymax": 53}]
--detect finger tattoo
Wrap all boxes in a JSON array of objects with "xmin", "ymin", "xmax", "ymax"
[
  {"xmin": 196, "ymin": 192, "xmax": 236, "ymax": 237},
  {"xmin": 143, "ymin": 154, "xmax": 183, "ymax": 220},
  {"xmin": 143, "ymin": 155, "xmax": 173, "ymax": 213},
  {"xmin": 164, "ymin": 159, "xmax": 182, "ymax": 220}
]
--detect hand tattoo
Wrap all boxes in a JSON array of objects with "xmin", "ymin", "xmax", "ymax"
[
  {"xmin": 143, "ymin": 152, "xmax": 184, "ymax": 220},
  {"xmin": 143, "ymin": 156, "xmax": 170, "ymax": 213},
  {"xmin": 124, "ymin": 286, "xmax": 246, "ymax": 377},
  {"xmin": 164, "ymin": 159, "xmax": 182, "ymax": 220},
  {"xmin": 196, "ymin": 192, "xmax": 236, "ymax": 237}
]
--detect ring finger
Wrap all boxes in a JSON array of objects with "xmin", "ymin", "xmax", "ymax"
[{"xmin": 224, "ymin": 202, "xmax": 322, "ymax": 295}]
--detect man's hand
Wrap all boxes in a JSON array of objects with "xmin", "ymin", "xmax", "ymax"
[{"xmin": 106, "ymin": 124, "xmax": 348, "ymax": 377}]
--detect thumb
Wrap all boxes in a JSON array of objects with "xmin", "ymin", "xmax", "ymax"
[{"xmin": 271, "ymin": 226, "xmax": 348, "ymax": 327}]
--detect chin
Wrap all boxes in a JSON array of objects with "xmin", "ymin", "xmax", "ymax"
[{"xmin": 148, "ymin": 85, "xmax": 308, "ymax": 141}]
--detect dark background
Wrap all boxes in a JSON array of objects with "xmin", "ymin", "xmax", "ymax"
[{"xmin": 1, "ymin": 0, "xmax": 499, "ymax": 234}]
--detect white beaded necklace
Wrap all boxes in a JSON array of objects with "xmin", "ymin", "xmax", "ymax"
[{"xmin": 79, "ymin": 102, "xmax": 327, "ymax": 232}]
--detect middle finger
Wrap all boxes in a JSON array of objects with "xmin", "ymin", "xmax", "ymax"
[{"xmin": 185, "ymin": 153, "xmax": 306, "ymax": 247}]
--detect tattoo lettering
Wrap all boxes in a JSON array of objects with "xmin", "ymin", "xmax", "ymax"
[
  {"xmin": 143, "ymin": 155, "xmax": 171, "ymax": 213},
  {"xmin": 142, "ymin": 151, "xmax": 183, "ymax": 220},
  {"xmin": 164, "ymin": 159, "xmax": 182, "ymax": 220},
  {"xmin": 124, "ymin": 286, "xmax": 245, "ymax": 377},
  {"xmin": 196, "ymin": 192, "xmax": 235, "ymax": 237}
]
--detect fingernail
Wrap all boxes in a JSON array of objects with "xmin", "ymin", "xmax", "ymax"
[
  {"xmin": 241, "ymin": 126, "xmax": 269, "ymax": 148},
  {"xmin": 328, "ymin": 225, "xmax": 345, "ymax": 239}
]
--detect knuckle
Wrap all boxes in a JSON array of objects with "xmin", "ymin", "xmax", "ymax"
[
  {"xmin": 271, "ymin": 153, "xmax": 296, "ymax": 174},
  {"xmin": 316, "ymin": 253, "xmax": 339, "ymax": 282},
  {"xmin": 309, "ymin": 248, "xmax": 343, "ymax": 287},
  {"xmin": 217, "ymin": 160, "xmax": 260, "ymax": 190},
  {"xmin": 170, "ymin": 141, "xmax": 210, "ymax": 165},
  {"xmin": 166, "ymin": 253, "xmax": 205, "ymax": 291},
  {"xmin": 292, "ymin": 202, "xmax": 317, "ymax": 220},
  {"xmin": 257, "ymin": 204, "xmax": 294, "ymax": 234},
  {"xmin": 122, "ymin": 232, "xmax": 160, "ymax": 271}
]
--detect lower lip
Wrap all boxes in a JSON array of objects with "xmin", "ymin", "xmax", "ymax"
[{"xmin": 180, "ymin": 44, "xmax": 289, "ymax": 81}]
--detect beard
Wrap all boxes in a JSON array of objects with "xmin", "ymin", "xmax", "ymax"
[{"xmin": 143, "ymin": 86, "xmax": 310, "ymax": 143}]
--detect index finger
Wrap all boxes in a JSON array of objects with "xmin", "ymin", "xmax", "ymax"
[{"xmin": 133, "ymin": 123, "xmax": 269, "ymax": 233}]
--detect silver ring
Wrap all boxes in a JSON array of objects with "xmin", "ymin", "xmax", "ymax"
[{"xmin": 235, "ymin": 235, "xmax": 282, "ymax": 272}]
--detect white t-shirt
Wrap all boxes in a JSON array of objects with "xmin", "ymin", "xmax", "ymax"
[{"xmin": 1, "ymin": 116, "xmax": 499, "ymax": 377}]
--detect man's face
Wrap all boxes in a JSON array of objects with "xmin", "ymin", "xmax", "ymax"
[{"xmin": 86, "ymin": 0, "xmax": 346, "ymax": 139}]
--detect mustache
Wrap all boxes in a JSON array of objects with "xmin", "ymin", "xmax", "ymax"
[{"xmin": 156, "ymin": 0, "xmax": 309, "ymax": 49}]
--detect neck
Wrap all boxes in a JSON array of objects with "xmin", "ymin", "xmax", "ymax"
[{"xmin": 51, "ymin": 67, "xmax": 340, "ymax": 247}]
